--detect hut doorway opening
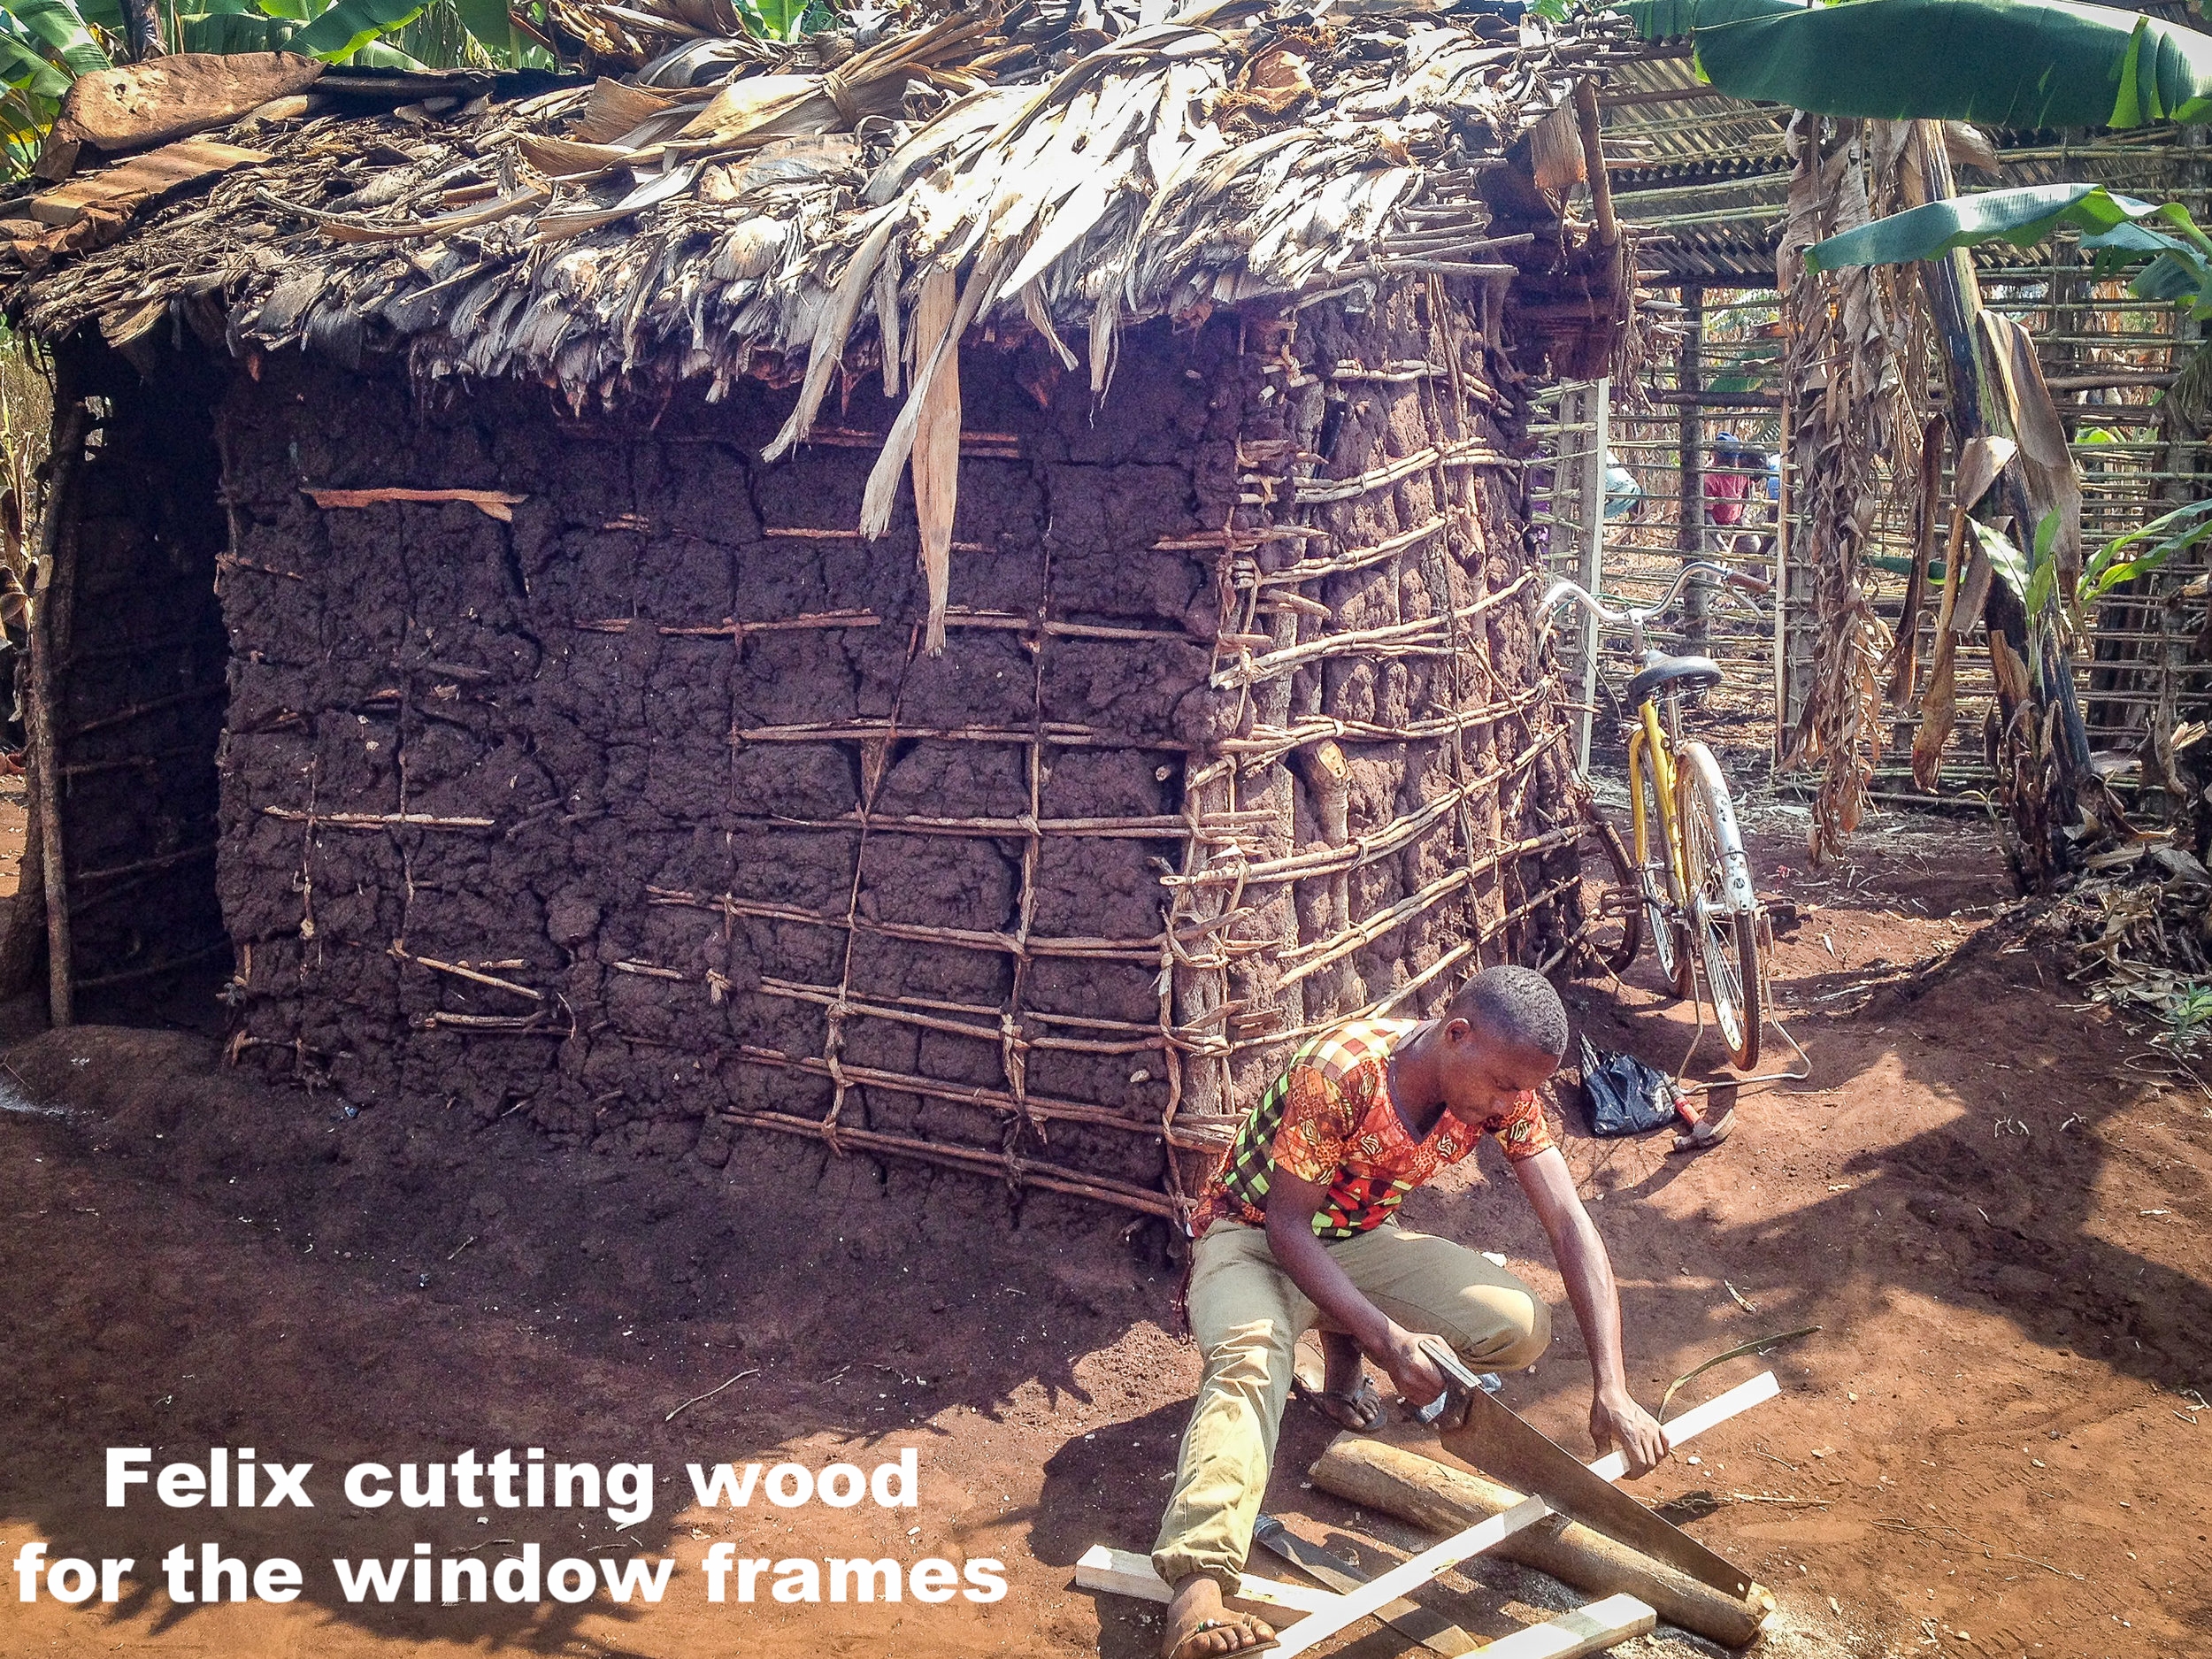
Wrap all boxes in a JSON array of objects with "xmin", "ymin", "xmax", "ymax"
[{"xmin": 40, "ymin": 334, "xmax": 233, "ymax": 1025}]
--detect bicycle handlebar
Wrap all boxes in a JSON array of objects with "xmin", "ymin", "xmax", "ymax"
[{"xmin": 1540, "ymin": 560, "xmax": 1765, "ymax": 652}]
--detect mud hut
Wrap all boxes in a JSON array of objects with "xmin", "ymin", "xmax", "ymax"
[{"xmin": 2, "ymin": 0, "xmax": 1632, "ymax": 1223}]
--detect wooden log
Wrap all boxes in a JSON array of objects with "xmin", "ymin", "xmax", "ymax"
[{"xmin": 1310, "ymin": 1441, "xmax": 1773, "ymax": 1647}]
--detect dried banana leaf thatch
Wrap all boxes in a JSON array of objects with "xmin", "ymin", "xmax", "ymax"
[{"xmin": 6, "ymin": 0, "xmax": 1619, "ymax": 649}]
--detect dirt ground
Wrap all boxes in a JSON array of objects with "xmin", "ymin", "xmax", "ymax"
[{"xmin": 1, "ymin": 791, "xmax": 2208, "ymax": 1659}]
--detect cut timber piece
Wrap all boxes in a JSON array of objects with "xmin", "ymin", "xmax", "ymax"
[
  {"xmin": 1470, "ymin": 1594, "xmax": 1655, "ymax": 1659},
  {"xmin": 1071, "ymin": 1546, "xmax": 1333, "ymax": 1615},
  {"xmin": 1589, "ymin": 1371, "xmax": 1780, "ymax": 1483},
  {"xmin": 28, "ymin": 140, "xmax": 268, "ymax": 228},
  {"xmin": 1272, "ymin": 1494, "xmax": 1550, "ymax": 1658},
  {"xmin": 1310, "ymin": 1442, "xmax": 1773, "ymax": 1647},
  {"xmin": 49, "ymin": 53, "xmax": 323, "ymax": 162},
  {"xmin": 1254, "ymin": 1514, "xmax": 1478, "ymax": 1656}
]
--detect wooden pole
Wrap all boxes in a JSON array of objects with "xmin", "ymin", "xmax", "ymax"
[
  {"xmin": 1675, "ymin": 288, "xmax": 1708, "ymax": 650},
  {"xmin": 1772, "ymin": 384, "xmax": 1793, "ymax": 769},
  {"xmin": 1310, "ymin": 1439, "xmax": 1774, "ymax": 1648},
  {"xmin": 27, "ymin": 384, "xmax": 86, "ymax": 1028},
  {"xmin": 1572, "ymin": 80, "xmax": 1620, "ymax": 253}
]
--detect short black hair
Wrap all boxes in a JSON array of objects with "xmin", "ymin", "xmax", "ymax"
[{"xmin": 1448, "ymin": 965, "xmax": 1569, "ymax": 1061}]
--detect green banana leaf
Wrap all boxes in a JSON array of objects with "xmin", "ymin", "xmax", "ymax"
[
  {"xmin": 734, "ymin": 0, "xmax": 810, "ymax": 40},
  {"xmin": 178, "ymin": 8, "xmax": 301, "ymax": 50},
  {"xmin": 1803, "ymin": 181, "xmax": 2212, "ymax": 321},
  {"xmin": 0, "ymin": 23, "xmax": 70, "ymax": 97},
  {"xmin": 1973, "ymin": 518, "xmax": 2032, "ymax": 606},
  {"xmin": 290, "ymin": 0, "xmax": 429, "ymax": 59},
  {"xmin": 2079, "ymin": 498, "xmax": 2212, "ymax": 608},
  {"xmin": 1807, "ymin": 183, "xmax": 2171, "ymax": 269},
  {"xmin": 449, "ymin": 0, "xmax": 511, "ymax": 52},
  {"xmin": 1618, "ymin": 0, "xmax": 2212, "ymax": 129},
  {"xmin": 1614, "ymin": 0, "xmax": 1798, "ymax": 38},
  {"xmin": 2, "ymin": 0, "xmax": 111, "ymax": 78}
]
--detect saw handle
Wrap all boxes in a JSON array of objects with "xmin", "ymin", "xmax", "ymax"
[{"xmin": 1411, "ymin": 1335, "xmax": 1484, "ymax": 1429}]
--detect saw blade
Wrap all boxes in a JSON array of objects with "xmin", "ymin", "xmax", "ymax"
[{"xmin": 1440, "ymin": 1383, "xmax": 1751, "ymax": 1599}]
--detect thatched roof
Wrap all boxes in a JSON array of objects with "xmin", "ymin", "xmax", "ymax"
[{"xmin": 7, "ymin": 0, "xmax": 1628, "ymax": 405}]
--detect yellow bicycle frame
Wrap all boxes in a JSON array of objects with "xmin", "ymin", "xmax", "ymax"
[{"xmin": 1626, "ymin": 698, "xmax": 1687, "ymax": 909}]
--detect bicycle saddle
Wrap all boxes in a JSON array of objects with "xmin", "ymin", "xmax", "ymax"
[{"xmin": 1625, "ymin": 649, "xmax": 1724, "ymax": 708}]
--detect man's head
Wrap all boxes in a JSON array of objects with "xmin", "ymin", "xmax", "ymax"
[{"xmin": 1433, "ymin": 966, "xmax": 1569, "ymax": 1119}]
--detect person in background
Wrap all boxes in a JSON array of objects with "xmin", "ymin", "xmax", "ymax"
[
  {"xmin": 1603, "ymin": 450, "xmax": 1644, "ymax": 524},
  {"xmin": 1705, "ymin": 432, "xmax": 1753, "ymax": 531}
]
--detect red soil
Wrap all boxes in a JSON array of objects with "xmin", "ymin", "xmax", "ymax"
[{"xmin": 1, "ymin": 807, "xmax": 2206, "ymax": 1658}]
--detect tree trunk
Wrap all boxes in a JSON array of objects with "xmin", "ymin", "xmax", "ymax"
[{"xmin": 1913, "ymin": 123, "xmax": 2090, "ymax": 888}]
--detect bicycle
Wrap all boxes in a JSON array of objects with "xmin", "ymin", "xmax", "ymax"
[{"xmin": 1541, "ymin": 561, "xmax": 1770, "ymax": 1071}]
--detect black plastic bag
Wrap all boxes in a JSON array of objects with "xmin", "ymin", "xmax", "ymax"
[{"xmin": 1578, "ymin": 1035, "xmax": 1681, "ymax": 1137}]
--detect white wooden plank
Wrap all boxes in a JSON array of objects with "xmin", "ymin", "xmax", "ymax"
[
  {"xmin": 1468, "ymin": 1594, "xmax": 1655, "ymax": 1659},
  {"xmin": 1270, "ymin": 1494, "xmax": 1553, "ymax": 1658},
  {"xmin": 1586, "ymin": 1370, "xmax": 1780, "ymax": 1482},
  {"xmin": 1073, "ymin": 1545, "xmax": 1336, "ymax": 1614}
]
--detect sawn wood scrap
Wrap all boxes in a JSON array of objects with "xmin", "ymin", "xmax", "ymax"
[
  {"xmin": 39, "ymin": 52, "xmax": 321, "ymax": 173},
  {"xmin": 28, "ymin": 139, "xmax": 270, "ymax": 231},
  {"xmin": 302, "ymin": 487, "xmax": 529, "ymax": 521}
]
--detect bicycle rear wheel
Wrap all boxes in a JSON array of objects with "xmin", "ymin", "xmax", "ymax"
[
  {"xmin": 1567, "ymin": 794, "xmax": 1641, "ymax": 976},
  {"xmin": 1677, "ymin": 741, "xmax": 1763, "ymax": 1070}
]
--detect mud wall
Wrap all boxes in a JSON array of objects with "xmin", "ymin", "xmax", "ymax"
[
  {"xmin": 210, "ymin": 290, "xmax": 1574, "ymax": 1217},
  {"xmin": 52, "ymin": 339, "xmax": 230, "ymax": 1002}
]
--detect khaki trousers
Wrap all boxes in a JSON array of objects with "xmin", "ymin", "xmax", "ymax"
[{"xmin": 1151, "ymin": 1219, "xmax": 1552, "ymax": 1591}]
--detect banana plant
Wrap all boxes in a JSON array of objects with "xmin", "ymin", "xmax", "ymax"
[
  {"xmin": 1617, "ymin": 0, "xmax": 2212, "ymax": 129},
  {"xmin": 2078, "ymin": 499, "xmax": 2212, "ymax": 612},
  {"xmin": 1805, "ymin": 182, "xmax": 2212, "ymax": 311},
  {"xmin": 0, "ymin": 0, "xmax": 530, "ymax": 81}
]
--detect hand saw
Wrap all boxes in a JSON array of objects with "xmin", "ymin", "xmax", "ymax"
[{"xmin": 1417, "ymin": 1336, "xmax": 1752, "ymax": 1600}]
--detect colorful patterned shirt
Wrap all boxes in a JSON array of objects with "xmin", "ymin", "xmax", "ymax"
[{"xmin": 1188, "ymin": 1018, "xmax": 1555, "ymax": 1240}]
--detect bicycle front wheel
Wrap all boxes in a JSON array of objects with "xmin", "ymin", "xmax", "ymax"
[{"xmin": 1677, "ymin": 741, "xmax": 1763, "ymax": 1070}]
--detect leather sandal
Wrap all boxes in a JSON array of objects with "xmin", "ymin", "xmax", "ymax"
[
  {"xmin": 1165, "ymin": 1614, "xmax": 1280, "ymax": 1659},
  {"xmin": 1290, "ymin": 1372, "xmax": 1384, "ymax": 1432}
]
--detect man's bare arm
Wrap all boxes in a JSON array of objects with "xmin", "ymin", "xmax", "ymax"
[
  {"xmin": 1262, "ymin": 1169, "xmax": 1448, "ymax": 1407},
  {"xmin": 1510, "ymin": 1146, "xmax": 1669, "ymax": 1476}
]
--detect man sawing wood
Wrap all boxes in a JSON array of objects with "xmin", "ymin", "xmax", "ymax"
[{"xmin": 1152, "ymin": 966, "xmax": 1671, "ymax": 1659}]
